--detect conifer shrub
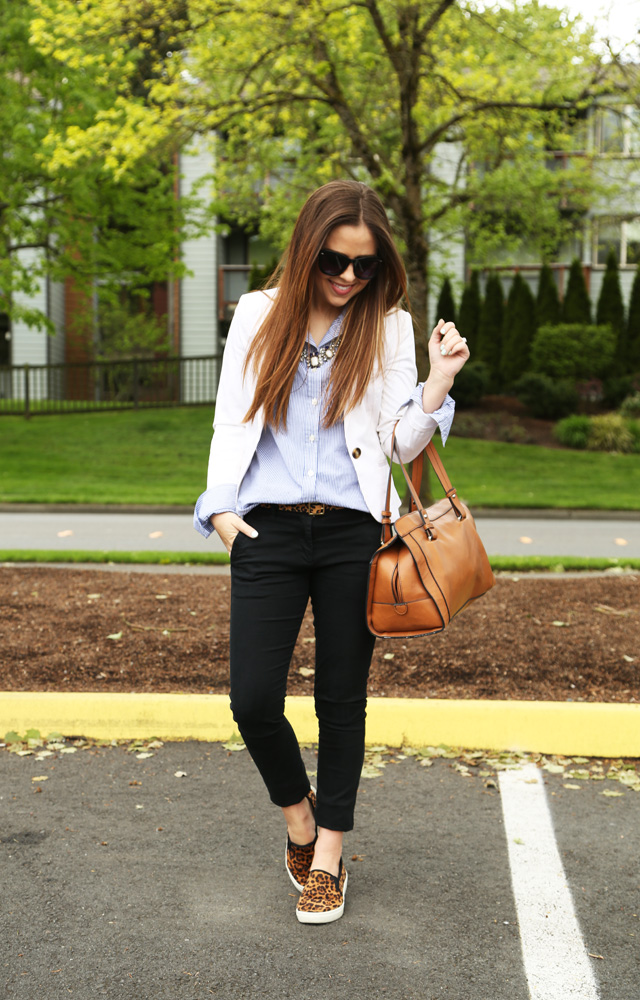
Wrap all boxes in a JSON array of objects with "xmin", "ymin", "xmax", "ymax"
[
  {"xmin": 535, "ymin": 263, "xmax": 561, "ymax": 327},
  {"xmin": 436, "ymin": 278, "xmax": 457, "ymax": 326},
  {"xmin": 476, "ymin": 273, "xmax": 504, "ymax": 388},
  {"xmin": 449, "ymin": 361, "xmax": 490, "ymax": 409},
  {"xmin": 587, "ymin": 414, "xmax": 634, "ymax": 453},
  {"xmin": 625, "ymin": 265, "xmax": 640, "ymax": 373},
  {"xmin": 247, "ymin": 261, "xmax": 264, "ymax": 291},
  {"xmin": 562, "ymin": 259, "xmax": 592, "ymax": 324},
  {"xmin": 501, "ymin": 273, "xmax": 537, "ymax": 385},
  {"xmin": 596, "ymin": 250, "xmax": 625, "ymax": 347},
  {"xmin": 530, "ymin": 324, "xmax": 616, "ymax": 380},
  {"xmin": 513, "ymin": 373, "xmax": 579, "ymax": 419},
  {"xmin": 457, "ymin": 271, "xmax": 481, "ymax": 354},
  {"xmin": 553, "ymin": 414, "xmax": 591, "ymax": 449}
]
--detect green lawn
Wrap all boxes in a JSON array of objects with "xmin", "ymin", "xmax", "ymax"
[
  {"xmin": 1, "ymin": 407, "xmax": 639, "ymax": 509},
  {"xmin": 1, "ymin": 550, "xmax": 639, "ymax": 572}
]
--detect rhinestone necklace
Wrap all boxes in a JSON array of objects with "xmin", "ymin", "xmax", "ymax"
[{"xmin": 300, "ymin": 334, "xmax": 342, "ymax": 369}]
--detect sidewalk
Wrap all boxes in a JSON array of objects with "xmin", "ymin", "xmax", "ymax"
[{"xmin": 1, "ymin": 506, "xmax": 639, "ymax": 558}]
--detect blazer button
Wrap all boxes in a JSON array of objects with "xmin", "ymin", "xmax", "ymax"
[{"xmin": 352, "ymin": 447, "xmax": 361, "ymax": 459}]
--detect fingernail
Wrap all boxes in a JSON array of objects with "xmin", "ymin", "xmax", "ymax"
[
  {"xmin": 440, "ymin": 345, "xmax": 447, "ymax": 355},
  {"xmin": 250, "ymin": 529, "xmax": 259, "ymax": 538},
  {"xmin": 461, "ymin": 337, "xmax": 467, "ymax": 344}
]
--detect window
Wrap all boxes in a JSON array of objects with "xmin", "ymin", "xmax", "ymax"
[
  {"xmin": 595, "ymin": 106, "xmax": 640, "ymax": 156},
  {"xmin": 593, "ymin": 217, "xmax": 640, "ymax": 266}
]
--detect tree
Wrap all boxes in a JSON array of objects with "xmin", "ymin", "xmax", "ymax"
[
  {"xmin": 457, "ymin": 271, "xmax": 482, "ymax": 354},
  {"xmin": 435, "ymin": 278, "xmax": 457, "ymax": 326},
  {"xmin": 476, "ymin": 273, "xmax": 504, "ymax": 387},
  {"xmin": 626, "ymin": 265, "xmax": 640, "ymax": 373},
  {"xmin": 0, "ymin": 0, "xmax": 201, "ymax": 334},
  {"xmin": 535, "ymin": 263, "xmax": 561, "ymax": 328},
  {"xmin": 31, "ymin": 0, "xmax": 614, "ymax": 374},
  {"xmin": 596, "ymin": 250, "xmax": 625, "ymax": 365},
  {"xmin": 501, "ymin": 273, "xmax": 536, "ymax": 385},
  {"xmin": 562, "ymin": 259, "xmax": 592, "ymax": 324}
]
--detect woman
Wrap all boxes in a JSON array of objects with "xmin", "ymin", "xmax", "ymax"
[{"xmin": 194, "ymin": 180, "xmax": 469, "ymax": 924}]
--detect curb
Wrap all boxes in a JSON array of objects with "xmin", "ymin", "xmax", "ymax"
[
  {"xmin": 2, "ymin": 692, "xmax": 639, "ymax": 757},
  {"xmin": 1, "ymin": 503, "xmax": 639, "ymax": 520}
]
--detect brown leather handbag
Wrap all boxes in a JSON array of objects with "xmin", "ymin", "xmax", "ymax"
[{"xmin": 366, "ymin": 431, "xmax": 495, "ymax": 638}]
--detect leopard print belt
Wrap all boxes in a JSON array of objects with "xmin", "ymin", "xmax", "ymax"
[{"xmin": 259, "ymin": 502, "xmax": 345, "ymax": 516}]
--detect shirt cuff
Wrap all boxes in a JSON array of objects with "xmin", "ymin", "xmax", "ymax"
[
  {"xmin": 193, "ymin": 485, "xmax": 237, "ymax": 539},
  {"xmin": 404, "ymin": 387, "xmax": 455, "ymax": 446}
]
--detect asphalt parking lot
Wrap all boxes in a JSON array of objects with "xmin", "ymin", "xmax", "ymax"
[{"xmin": 2, "ymin": 742, "xmax": 638, "ymax": 1000}]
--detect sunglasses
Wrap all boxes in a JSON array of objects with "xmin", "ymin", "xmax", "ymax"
[{"xmin": 317, "ymin": 249, "xmax": 382, "ymax": 281}]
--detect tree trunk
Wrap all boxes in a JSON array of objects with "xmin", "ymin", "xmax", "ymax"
[
  {"xmin": 405, "ymin": 250, "xmax": 430, "ymax": 380},
  {"xmin": 400, "ymin": 232, "xmax": 433, "ymax": 507}
]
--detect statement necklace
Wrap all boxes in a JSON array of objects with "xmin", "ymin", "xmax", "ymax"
[{"xmin": 300, "ymin": 333, "xmax": 342, "ymax": 369}]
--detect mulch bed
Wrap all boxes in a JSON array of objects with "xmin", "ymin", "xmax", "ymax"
[{"xmin": 1, "ymin": 566, "xmax": 638, "ymax": 703}]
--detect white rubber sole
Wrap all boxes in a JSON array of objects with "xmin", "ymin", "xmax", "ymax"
[
  {"xmin": 286, "ymin": 842, "xmax": 306, "ymax": 893},
  {"xmin": 295, "ymin": 871, "xmax": 348, "ymax": 925}
]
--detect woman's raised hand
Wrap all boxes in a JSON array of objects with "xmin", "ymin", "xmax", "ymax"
[
  {"xmin": 210, "ymin": 511, "xmax": 258, "ymax": 553},
  {"xmin": 421, "ymin": 318, "xmax": 470, "ymax": 412},
  {"xmin": 428, "ymin": 318, "xmax": 470, "ymax": 379}
]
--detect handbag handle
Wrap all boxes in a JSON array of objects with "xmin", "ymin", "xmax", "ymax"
[{"xmin": 381, "ymin": 424, "xmax": 465, "ymax": 543}]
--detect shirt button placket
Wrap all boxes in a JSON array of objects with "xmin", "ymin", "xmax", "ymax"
[{"xmin": 303, "ymin": 371, "xmax": 321, "ymax": 501}]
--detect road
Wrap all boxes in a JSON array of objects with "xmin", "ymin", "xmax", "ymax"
[
  {"xmin": 1, "ymin": 507, "xmax": 639, "ymax": 558},
  {"xmin": 2, "ymin": 743, "xmax": 638, "ymax": 1000}
]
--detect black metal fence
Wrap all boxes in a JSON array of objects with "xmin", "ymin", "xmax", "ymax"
[{"xmin": 0, "ymin": 355, "xmax": 222, "ymax": 417}]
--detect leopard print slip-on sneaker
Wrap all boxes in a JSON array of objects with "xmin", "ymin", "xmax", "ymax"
[
  {"xmin": 285, "ymin": 787, "xmax": 317, "ymax": 892},
  {"xmin": 295, "ymin": 860, "xmax": 348, "ymax": 924}
]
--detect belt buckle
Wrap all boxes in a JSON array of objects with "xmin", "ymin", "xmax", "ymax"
[{"xmin": 308, "ymin": 503, "xmax": 325, "ymax": 516}]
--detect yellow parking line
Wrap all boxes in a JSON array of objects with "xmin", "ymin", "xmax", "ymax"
[{"xmin": 2, "ymin": 691, "xmax": 639, "ymax": 757}]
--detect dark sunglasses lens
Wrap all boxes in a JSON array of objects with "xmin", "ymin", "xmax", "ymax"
[
  {"xmin": 318, "ymin": 251, "xmax": 346, "ymax": 276},
  {"xmin": 354, "ymin": 257, "xmax": 380, "ymax": 280}
]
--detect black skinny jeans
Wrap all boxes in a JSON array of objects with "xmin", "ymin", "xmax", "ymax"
[{"xmin": 229, "ymin": 505, "xmax": 381, "ymax": 832}]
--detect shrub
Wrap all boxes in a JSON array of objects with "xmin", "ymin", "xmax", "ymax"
[
  {"xmin": 458, "ymin": 271, "xmax": 481, "ymax": 354},
  {"xmin": 554, "ymin": 414, "xmax": 591, "ymax": 449},
  {"xmin": 513, "ymin": 373, "xmax": 579, "ymax": 420},
  {"xmin": 587, "ymin": 414, "xmax": 634, "ymax": 453},
  {"xmin": 530, "ymin": 323, "xmax": 616, "ymax": 381},
  {"xmin": 449, "ymin": 360, "xmax": 490, "ymax": 409},
  {"xmin": 619, "ymin": 392, "xmax": 640, "ymax": 418},
  {"xmin": 626, "ymin": 265, "xmax": 640, "ymax": 373},
  {"xmin": 596, "ymin": 250, "xmax": 625, "ymax": 338},
  {"xmin": 501, "ymin": 273, "xmax": 536, "ymax": 385},
  {"xmin": 449, "ymin": 413, "xmax": 529, "ymax": 443},
  {"xmin": 602, "ymin": 374, "xmax": 640, "ymax": 408},
  {"xmin": 436, "ymin": 277, "xmax": 457, "ymax": 326},
  {"xmin": 562, "ymin": 259, "xmax": 592, "ymax": 324},
  {"xmin": 476, "ymin": 273, "xmax": 504, "ymax": 386},
  {"xmin": 628, "ymin": 420, "xmax": 640, "ymax": 452},
  {"xmin": 535, "ymin": 263, "xmax": 561, "ymax": 328}
]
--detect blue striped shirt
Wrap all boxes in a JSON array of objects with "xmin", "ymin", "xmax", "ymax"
[{"xmin": 194, "ymin": 312, "xmax": 454, "ymax": 539}]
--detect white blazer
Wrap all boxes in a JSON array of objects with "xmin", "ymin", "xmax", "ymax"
[{"xmin": 206, "ymin": 289, "xmax": 440, "ymax": 521}]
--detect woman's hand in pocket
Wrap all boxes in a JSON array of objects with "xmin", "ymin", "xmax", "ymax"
[{"xmin": 210, "ymin": 511, "xmax": 258, "ymax": 554}]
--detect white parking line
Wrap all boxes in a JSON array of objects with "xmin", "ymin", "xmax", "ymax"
[{"xmin": 499, "ymin": 763, "xmax": 600, "ymax": 999}]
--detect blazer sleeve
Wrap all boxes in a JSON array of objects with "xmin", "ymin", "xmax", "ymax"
[{"xmin": 376, "ymin": 309, "xmax": 441, "ymax": 463}]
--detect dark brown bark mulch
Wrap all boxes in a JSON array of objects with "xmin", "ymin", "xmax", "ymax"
[{"xmin": 1, "ymin": 567, "xmax": 638, "ymax": 703}]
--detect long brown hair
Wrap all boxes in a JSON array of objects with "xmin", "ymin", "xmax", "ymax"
[{"xmin": 243, "ymin": 180, "xmax": 408, "ymax": 428}]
